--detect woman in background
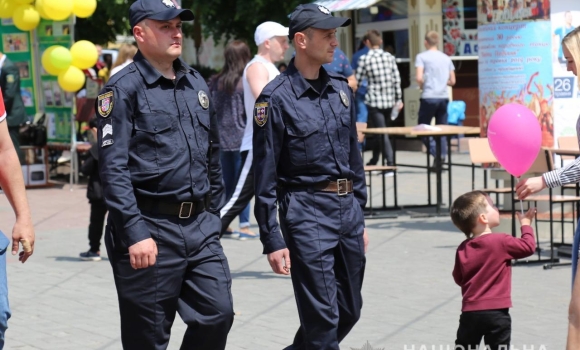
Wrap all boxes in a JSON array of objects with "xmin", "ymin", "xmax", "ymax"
[
  {"xmin": 109, "ymin": 44, "xmax": 138, "ymax": 78},
  {"xmin": 209, "ymin": 40, "xmax": 255, "ymax": 239}
]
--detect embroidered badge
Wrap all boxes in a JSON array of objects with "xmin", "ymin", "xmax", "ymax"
[
  {"xmin": 339, "ymin": 90, "xmax": 349, "ymax": 107},
  {"xmin": 254, "ymin": 102, "xmax": 268, "ymax": 127},
  {"xmin": 6, "ymin": 74, "xmax": 14, "ymax": 84},
  {"xmin": 97, "ymin": 91, "xmax": 114, "ymax": 118},
  {"xmin": 161, "ymin": 0, "xmax": 178, "ymax": 8},
  {"xmin": 198, "ymin": 90, "xmax": 209, "ymax": 110},
  {"xmin": 318, "ymin": 5, "xmax": 331, "ymax": 14},
  {"xmin": 101, "ymin": 121, "xmax": 114, "ymax": 147}
]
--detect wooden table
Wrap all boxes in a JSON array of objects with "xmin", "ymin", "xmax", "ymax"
[{"xmin": 363, "ymin": 125, "xmax": 481, "ymax": 215}]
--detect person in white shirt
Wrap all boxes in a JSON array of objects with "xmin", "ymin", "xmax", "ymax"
[
  {"xmin": 220, "ymin": 21, "xmax": 289, "ymax": 240},
  {"xmin": 109, "ymin": 44, "xmax": 138, "ymax": 78}
]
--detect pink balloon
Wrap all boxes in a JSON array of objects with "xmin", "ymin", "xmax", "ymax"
[{"xmin": 487, "ymin": 103, "xmax": 542, "ymax": 177}]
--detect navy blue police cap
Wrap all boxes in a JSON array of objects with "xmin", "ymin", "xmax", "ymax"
[
  {"xmin": 288, "ymin": 4, "xmax": 351, "ymax": 40},
  {"xmin": 129, "ymin": 0, "xmax": 195, "ymax": 29}
]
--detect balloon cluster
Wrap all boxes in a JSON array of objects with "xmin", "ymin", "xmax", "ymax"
[
  {"xmin": 42, "ymin": 40, "xmax": 98, "ymax": 92},
  {"xmin": 0, "ymin": 0, "xmax": 96, "ymax": 31}
]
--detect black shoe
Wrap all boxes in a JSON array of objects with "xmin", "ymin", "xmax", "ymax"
[
  {"xmin": 79, "ymin": 250, "xmax": 101, "ymax": 261},
  {"xmin": 366, "ymin": 160, "xmax": 378, "ymax": 166}
]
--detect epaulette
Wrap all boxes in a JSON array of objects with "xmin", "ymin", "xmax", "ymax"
[
  {"xmin": 326, "ymin": 69, "xmax": 349, "ymax": 83},
  {"xmin": 260, "ymin": 74, "xmax": 286, "ymax": 97}
]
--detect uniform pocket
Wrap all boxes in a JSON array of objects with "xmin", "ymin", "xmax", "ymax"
[
  {"xmin": 195, "ymin": 110, "xmax": 210, "ymax": 156},
  {"xmin": 134, "ymin": 113, "xmax": 176, "ymax": 160},
  {"xmin": 286, "ymin": 123, "xmax": 323, "ymax": 166}
]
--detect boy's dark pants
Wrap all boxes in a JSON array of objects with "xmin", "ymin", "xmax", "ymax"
[{"xmin": 455, "ymin": 308, "xmax": 511, "ymax": 350}]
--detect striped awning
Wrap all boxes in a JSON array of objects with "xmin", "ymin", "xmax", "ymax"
[{"xmin": 314, "ymin": 0, "xmax": 381, "ymax": 11}]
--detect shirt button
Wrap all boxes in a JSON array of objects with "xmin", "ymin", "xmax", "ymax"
[{"xmin": 154, "ymin": 126, "xmax": 157, "ymax": 131}]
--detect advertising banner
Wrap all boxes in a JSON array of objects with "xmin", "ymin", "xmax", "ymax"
[{"xmin": 478, "ymin": 21, "xmax": 554, "ymax": 146}]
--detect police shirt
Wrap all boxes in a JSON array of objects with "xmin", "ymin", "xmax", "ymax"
[
  {"xmin": 97, "ymin": 51, "xmax": 226, "ymax": 247},
  {"xmin": 253, "ymin": 59, "xmax": 367, "ymax": 254}
]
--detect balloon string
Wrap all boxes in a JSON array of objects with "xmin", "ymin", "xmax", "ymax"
[{"xmin": 517, "ymin": 177, "xmax": 524, "ymax": 215}]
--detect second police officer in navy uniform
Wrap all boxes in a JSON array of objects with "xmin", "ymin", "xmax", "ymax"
[
  {"xmin": 253, "ymin": 4, "xmax": 368, "ymax": 350},
  {"xmin": 96, "ymin": 1, "xmax": 233, "ymax": 349}
]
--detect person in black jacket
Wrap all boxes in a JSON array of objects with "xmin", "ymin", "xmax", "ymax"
[
  {"xmin": 79, "ymin": 118, "xmax": 107, "ymax": 261},
  {"xmin": 0, "ymin": 52, "xmax": 26, "ymax": 164}
]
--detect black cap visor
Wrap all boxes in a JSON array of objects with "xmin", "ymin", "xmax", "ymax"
[{"xmin": 147, "ymin": 8, "xmax": 195, "ymax": 23}]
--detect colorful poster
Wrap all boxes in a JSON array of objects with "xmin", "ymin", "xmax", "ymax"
[
  {"xmin": 478, "ymin": 21, "xmax": 554, "ymax": 147},
  {"xmin": 478, "ymin": 0, "xmax": 551, "ymax": 25},
  {"xmin": 443, "ymin": 0, "xmax": 479, "ymax": 56},
  {"xmin": 38, "ymin": 18, "xmax": 73, "ymax": 143},
  {"xmin": 551, "ymin": 3, "xmax": 580, "ymax": 145},
  {"xmin": 0, "ymin": 23, "xmax": 36, "ymax": 117}
]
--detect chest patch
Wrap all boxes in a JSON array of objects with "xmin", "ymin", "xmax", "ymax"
[{"xmin": 254, "ymin": 102, "xmax": 268, "ymax": 127}]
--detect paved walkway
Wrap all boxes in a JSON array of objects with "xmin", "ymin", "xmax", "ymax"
[{"xmin": 0, "ymin": 150, "xmax": 571, "ymax": 350}]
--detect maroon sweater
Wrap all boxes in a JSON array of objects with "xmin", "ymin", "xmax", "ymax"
[{"xmin": 452, "ymin": 226, "xmax": 536, "ymax": 312}]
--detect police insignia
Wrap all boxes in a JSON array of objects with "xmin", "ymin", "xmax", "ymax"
[
  {"xmin": 97, "ymin": 91, "xmax": 114, "ymax": 118},
  {"xmin": 318, "ymin": 5, "xmax": 331, "ymax": 14},
  {"xmin": 6, "ymin": 74, "xmax": 14, "ymax": 83},
  {"xmin": 161, "ymin": 0, "xmax": 177, "ymax": 8},
  {"xmin": 339, "ymin": 90, "xmax": 349, "ymax": 107},
  {"xmin": 198, "ymin": 90, "xmax": 209, "ymax": 109},
  {"xmin": 254, "ymin": 102, "xmax": 268, "ymax": 127},
  {"xmin": 101, "ymin": 120, "xmax": 114, "ymax": 147}
]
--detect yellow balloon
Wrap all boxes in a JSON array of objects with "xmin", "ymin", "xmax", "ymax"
[
  {"xmin": 72, "ymin": 0, "xmax": 95, "ymax": 18},
  {"xmin": 49, "ymin": 46, "xmax": 72, "ymax": 70},
  {"xmin": 35, "ymin": 0, "xmax": 50, "ymax": 20},
  {"xmin": 12, "ymin": 5, "xmax": 40, "ymax": 31},
  {"xmin": 70, "ymin": 40, "xmax": 98, "ymax": 70},
  {"xmin": 58, "ymin": 66, "xmax": 85, "ymax": 92},
  {"xmin": 13, "ymin": 0, "xmax": 34, "ymax": 4},
  {"xmin": 0, "ymin": 0, "xmax": 16, "ymax": 19},
  {"xmin": 42, "ymin": 46, "xmax": 63, "ymax": 76},
  {"xmin": 44, "ymin": 0, "xmax": 72, "ymax": 21}
]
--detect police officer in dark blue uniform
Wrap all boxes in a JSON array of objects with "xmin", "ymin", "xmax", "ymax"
[
  {"xmin": 253, "ymin": 4, "xmax": 368, "ymax": 350},
  {"xmin": 97, "ymin": 1, "xmax": 233, "ymax": 349}
]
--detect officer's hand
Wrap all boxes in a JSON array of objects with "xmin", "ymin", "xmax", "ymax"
[
  {"xmin": 128, "ymin": 238, "xmax": 158, "ymax": 269},
  {"xmin": 363, "ymin": 228, "xmax": 369, "ymax": 254},
  {"xmin": 267, "ymin": 248, "xmax": 291, "ymax": 275}
]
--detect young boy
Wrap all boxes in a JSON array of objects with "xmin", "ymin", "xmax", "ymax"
[{"xmin": 450, "ymin": 190, "xmax": 536, "ymax": 350}]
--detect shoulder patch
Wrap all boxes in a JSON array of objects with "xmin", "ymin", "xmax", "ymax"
[
  {"xmin": 97, "ymin": 91, "xmax": 114, "ymax": 118},
  {"xmin": 254, "ymin": 102, "xmax": 268, "ymax": 127},
  {"xmin": 6, "ymin": 74, "xmax": 14, "ymax": 83}
]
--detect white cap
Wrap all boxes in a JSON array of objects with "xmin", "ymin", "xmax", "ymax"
[{"xmin": 254, "ymin": 21, "xmax": 289, "ymax": 46}]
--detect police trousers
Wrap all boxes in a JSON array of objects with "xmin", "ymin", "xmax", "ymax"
[
  {"xmin": 278, "ymin": 189, "xmax": 366, "ymax": 350},
  {"xmin": 105, "ymin": 211, "xmax": 234, "ymax": 350}
]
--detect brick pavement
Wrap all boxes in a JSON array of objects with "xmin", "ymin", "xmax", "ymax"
[{"xmin": 0, "ymin": 150, "xmax": 571, "ymax": 350}]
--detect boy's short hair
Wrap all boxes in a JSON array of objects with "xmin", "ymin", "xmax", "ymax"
[
  {"xmin": 425, "ymin": 30, "xmax": 439, "ymax": 47},
  {"xmin": 450, "ymin": 191, "xmax": 489, "ymax": 238}
]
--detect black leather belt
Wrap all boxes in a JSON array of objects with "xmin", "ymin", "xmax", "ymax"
[
  {"xmin": 137, "ymin": 197, "xmax": 205, "ymax": 218},
  {"xmin": 282, "ymin": 179, "xmax": 354, "ymax": 196}
]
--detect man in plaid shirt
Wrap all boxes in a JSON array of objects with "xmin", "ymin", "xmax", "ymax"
[{"xmin": 355, "ymin": 30, "xmax": 403, "ymax": 172}]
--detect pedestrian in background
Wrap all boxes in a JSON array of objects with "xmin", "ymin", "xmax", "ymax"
[
  {"xmin": 351, "ymin": 35, "xmax": 370, "ymax": 149},
  {"xmin": 219, "ymin": 21, "xmax": 289, "ymax": 240},
  {"xmin": 415, "ymin": 30, "xmax": 455, "ymax": 170},
  {"xmin": 210, "ymin": 40, "xmax": 252, "ymax": 239},
  {"xmin": 109, "ymin": 44, "xmax": 138, "ymax": 78},
  {"xmin": 355, "ymin": 29, "xmax": 403, "ymax": 174},
  {"xmin": 97, "ymin": 1, "xmax": 233, "ymax": 348},
  {"xmin": 0, "ymin": 51, "xmax": 26, "ymax": 164},
  {"xmin": 253, "ymin": 5, "xmax": 368, "ymax": 349},
  {"xmin": 79, "ymin": 117, "xmax": 107, "ymax": 261}
]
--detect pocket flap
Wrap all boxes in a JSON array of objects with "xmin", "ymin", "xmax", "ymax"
[{"xmin": 134, "ymin": 113, "xmax": 172, "ymax": 133}]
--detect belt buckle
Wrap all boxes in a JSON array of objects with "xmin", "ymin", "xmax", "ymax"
[
  {"xmin": 179, "ymin": 202, "xmax": 194, "ymax": 219},
  {"xmin": 337, "ymin": 179, "xmax": 348, "ymax": 196}
]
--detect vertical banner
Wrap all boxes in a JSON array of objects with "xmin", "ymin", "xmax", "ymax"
[
  {"xmin": 36, "ymin": 19, "xmax": 74, "ymax": 143},
  {"xmin": 0, "ymin": 18, "xmax": 36, "ymax": 118},
  {"xmin": 550, "ymin": 1, "xmax": 580, "ymax": 143},
  {"xmin": 478, "ymin": 21, "xmax": 554, "ymax": 147}
]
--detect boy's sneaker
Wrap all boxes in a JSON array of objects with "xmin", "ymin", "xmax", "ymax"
[
  {"xmin": 383, "ymin": 170, "xmax": 395, "ymax": 177},
  {"xmin": 222, "ymin": 231, "xmax": 241, "ymax": 239},
  {"xmin": 79, "ymin": 250, "xmax": 101, "ymax": 261}
]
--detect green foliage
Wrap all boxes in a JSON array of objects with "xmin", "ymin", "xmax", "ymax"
[
  {"xmin": 75, "ymin": 0, "xmax": 303, "ymax": 50},
  {"xmin": 75, "ymin": 0, "xmax": 138, "ymax": 45}
]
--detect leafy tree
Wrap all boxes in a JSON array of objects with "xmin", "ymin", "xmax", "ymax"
[{"xmin": 75, "ymin": 0, "xmax": 136, "ymax": 45}]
